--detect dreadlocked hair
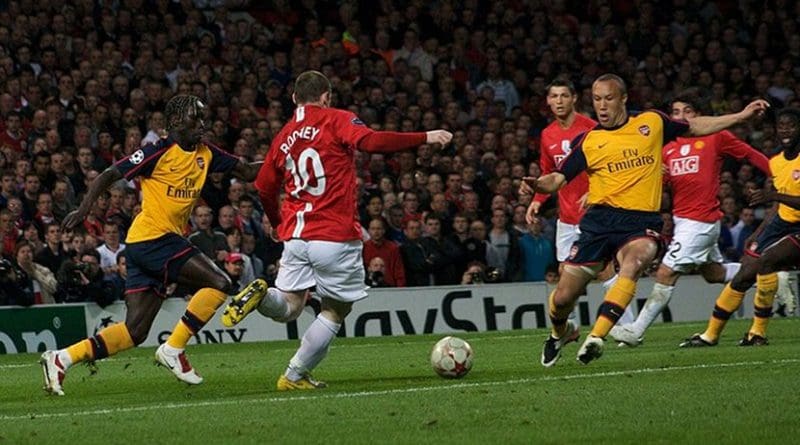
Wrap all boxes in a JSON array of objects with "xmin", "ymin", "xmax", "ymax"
[{"xmin": 165, "ymin": 94, "xmax": 201, "ymax": 130}]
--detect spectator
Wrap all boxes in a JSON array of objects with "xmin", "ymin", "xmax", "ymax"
[
  {"xmin": 35, "ymin": 222, "xmax": 68, "ymax": 274},
  {"xmin": 365, "ymin": 256, "xmax": 389, "ymax": 288},
  {"xmin": 363, "ymin": 218, "xmax": 406, "ymax": 287},
  {"xmin": 13, "ymin": 240, "xmax": 58, "ymax": 304},
  {"xmin": 419, "ymin": 214, "xmax": 461, "ymax": 285},
  {"xmin": 96, "ymin": 221, "xmax": 125, "ymax": 280},
  {"xmin": 400, "ymin": 219, "xmax": 430, "ymax": 287},
  {"xmin": 56, "ymin": 248, "xmax": 118, "ymax": 306},
  {"xmin": 222, "ymin": 252, "xmax": 247, "ymax": 292},
  {"xmin": 188, "ymin": 205, "xmax": 228, "ymax": 264},
  {"xmin": 518, "ymin": 219, "xmax": 556, "ymax": 282},
  {"xmin": 486, "ymin": 208, "xmax": 520, "ymax": 281}
]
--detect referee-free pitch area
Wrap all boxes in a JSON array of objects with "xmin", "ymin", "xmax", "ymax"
[{"xmin": 2, "ymin": 319, "xmax": 799, "ymax": 444}]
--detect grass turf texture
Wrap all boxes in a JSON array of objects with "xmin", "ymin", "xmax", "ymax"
[{"xmin": 1, "ymin": 319, "xmax": 800, "ymax": 444}]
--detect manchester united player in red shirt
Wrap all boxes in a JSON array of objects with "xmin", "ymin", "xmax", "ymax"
[
  {"xmin": 611, "ymin": 91, "xmax": 771, "ymax": 346},
  {"xmin": 531, "ymin": 78, "xmax": 597, "ymax": 266},
  {"xmin": 221, "ymin": 70, "xmax": 452, "ymax": 390}
]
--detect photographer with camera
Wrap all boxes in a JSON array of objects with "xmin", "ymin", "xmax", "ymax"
[
  {"xmin": 0, "ymin": 240, "xmax": 57, "ymax": 306},
  {"xmin": 365, "ymin": 256, "xmax": 389, "ymax": 288},
  {"xmin": 56, "ymin": 248, "xmax": 119, "ymax": 307},
  {"xmin": 461, "ymin": 261, "xmax": 488, "ymax": 285}
]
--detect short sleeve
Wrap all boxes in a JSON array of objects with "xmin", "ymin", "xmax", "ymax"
[
  {"xmin": 207, "ymin": 143, "xmax": 240, "ymax": 173},
  {"xmin": 114, "ymin": 141, "xmax": 169, "ymax": 180},
  {"xmin": 557, "ymin": 135, "xmax": 588, "ymax": 182},
  {"xmin": 652, "ymin": 110, "xmax": 690, "ymax": 145}
]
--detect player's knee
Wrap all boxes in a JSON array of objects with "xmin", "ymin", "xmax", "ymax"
[
  {"xmin": 127, "ymin": 324, "xmax": 149, "ymax": 346},
  {"xmin": 655, "ymin": 265, "xmax": 676, "ymax": 283},
  {"xmin": 212, "ymin": 273, "xmax": 235, "ymax": 293}
]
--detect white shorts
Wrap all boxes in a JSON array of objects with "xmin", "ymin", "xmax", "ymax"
[
  {"xmin": 661, "ymin": 216, "xmax": 723, "ymax": 273},
  {"xmin": 276, "ymin": 239, "xmax": 367, "ymax": 303},
  {"xmin": 556, "ymin": 219, "xmax": 581, "ymax": 262}
]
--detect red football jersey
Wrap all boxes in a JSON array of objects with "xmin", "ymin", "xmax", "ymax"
[
  {"xmin": 664, "ymin": 131, "xmax": 770, "ymax": 223},
  {"xmin": 533, "ymin": 113, "xmax": 596, "ymax": 225},
  {"xmin": 255, "ymin": 105, "xmax": 375, "ymax": 241}
]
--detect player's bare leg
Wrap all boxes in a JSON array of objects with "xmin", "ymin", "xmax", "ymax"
[
  {"xmin": 579, "ymin": 238, "xmax": 657, "ymax": 363},
  {"xmin": 741, "ymin": 238, "xmax": 800, "ymax": 345},
  {"xmin": 681, "ymin": 254, "xmax": 759, "ymax": 347},
  {"xmin": 42, "ymin": 291, "xmax": 160, "ymax": 396},
  {"xmin": 157, "ymin": 254, "xmax": 266, "ymax": 384},
  {"xmin": 541, "ymin": 265, "xmax": 593, "ymax": 367}
]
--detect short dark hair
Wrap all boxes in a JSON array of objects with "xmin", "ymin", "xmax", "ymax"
[
  {"xmin": 293, "ymin": 71, "xmax": 331, "ymax": 104},
  {"xmin": 594, "ymin": 73, "xmax": 627, "ymax": 96},
  {"xmin": 778, "ymin": 107, "xmax": 800, "ymax": 124},
  {"xmin": 671, "ymin": 88, "xmax": 707, "ymax": 115},
  {"xmin": 546, "ymin": 76, "xmax": 576, "ymax": 95}
]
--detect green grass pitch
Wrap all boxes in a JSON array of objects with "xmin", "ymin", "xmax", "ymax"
[{"xmin": 1, "ymin": 319, "xmax": 800, "ymax": 444}]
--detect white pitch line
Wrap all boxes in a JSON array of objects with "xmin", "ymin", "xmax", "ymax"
[{"xmin": 2, "ymin": 358, "xmax": 798, "ymax": 422}]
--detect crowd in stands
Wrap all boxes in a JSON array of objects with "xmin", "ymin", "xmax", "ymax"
[{"xmin": 0, "ymin": 0, "xmax": 792, "ymax": 305}]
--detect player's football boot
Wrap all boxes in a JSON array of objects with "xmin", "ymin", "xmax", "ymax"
[
  {"xmin": 276, "ymin": 374, "xmax": 327, "ymax": 391},
  {"xmin": 609, "ymin": 325, "xmax": 643, "ymax": 347},
  {"xmin": 155, "ymin": 344, "xmax": 204, "ymax": 385},
  {"xmin": 540, "ymin": 320, "xmax": 580, "ymax": 367},
  {"xmin": 678, "ymin": 333, "xmax": 718, "ymax": 348},
  {"xmin": 40, "ymin": 351, "xmax": 66, "ymax": 396},
  {"xmin": 576, "ymin": 335, "xmax": 604, "ymax": 364},
  {"xmin": 221, "ymin": 278, "xmax": 269, "ymax": 327},
  {"xmin": 738, "ymin": 332, "xmax": 769, "ymax": 346}
]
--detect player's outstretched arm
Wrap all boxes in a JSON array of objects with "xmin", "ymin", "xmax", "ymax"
[
  {"xmin": 749, "ymin": 186, "xmax": 800, "ymax": 211},
  {"xmin": 359, "ymin": 129, "xmax": 452, "ymax": 153},
  {"xmin": 231, "ymin": 160, "xmax": 264, "ymax": 182},
  {"xmin": 686, "ymin": 99, "xmax": 770, "ymax": 137},
  {"xmin": 519, "ymin": 173, "xmax": 566, "ymax": 196},
  {"xmin": 62, "ymin": 166, "xmax": 123, "ymax": 229}
]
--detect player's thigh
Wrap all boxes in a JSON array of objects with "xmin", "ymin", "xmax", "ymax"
[
  {"xmin": 661, "ymin": 218, "xmax": 722, "ymax": 273},
  {"xmin": 275, "ymin": 239, "xmax": 316, "ymax": 292},
  {"xmin": 555, "ymin": 220, "xmax": 581, "ymax": 262},
  {"xmin": 759, "ymin": 235, "xmax": 800, "ymax": 273},
  {"xmin": 308, "ymin": 240, "xmax": 367, "ymax": 302},
  {"xmin": 616, "ymin": 237, "xmax": 659, "ymax": 277},
  {"xmin": 177, "ymin": 252, "xmax": 232, "ymax": 291}
]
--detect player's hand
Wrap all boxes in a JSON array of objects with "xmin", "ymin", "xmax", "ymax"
[
  {"xmin": 740, "ymin": 99, "xmax": 770, "ymax": 120},
  {"xmin": 519, "ymin": 176, "xmax": 539, "ymax": 196},
  {"xmin": 747, "ymin": 186, "xmax": 776, "ymax": 206},
  {"xmin": 426, "ymin": 130, "xmax": 453, "ymax": 147},
  {"xmin": 61, "ymin": 209, "xmax": 87, "ymax": 230},
  {"xmin": 526, "ymin": 200, "xmax": 541, "ymax": 225}
]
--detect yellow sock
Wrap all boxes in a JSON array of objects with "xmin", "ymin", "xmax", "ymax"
[
  {"xmin": 749, "ymin": 273, "xmax": 778, "ymax": 338},
  {"xmin": 548, "ymin": 289, "xmax": 575, "ymax": 338},
  {"xmin": 167, "ymin": 288, "xmax": 227, "ymax": 349},
  {"xmin": 703, "ymin": 283, "xmax": 745, "ymax": 342},
  {"xmin": 591, "ymin": 277, "xmax": 636, "ymax": 338},
  {"xmin": 65, "ymin": 323, "xmax": 134, "ymax": 364}
]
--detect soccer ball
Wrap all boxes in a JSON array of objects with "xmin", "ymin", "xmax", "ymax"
[{"xmin": 430, "ymin": 336, "xmax": 473, "ymax": 378}]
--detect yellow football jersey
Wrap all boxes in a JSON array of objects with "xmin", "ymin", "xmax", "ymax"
[
  {"xmin": 769, "ymin": 152, "xmax": 800, "ymax": 223},
  {"xmin": 116, "ymin": 138, "xmax": 239, "ymax": 243},
  {"xmin": 559, "ymin": 111, "xmax": 689, "ymax": 212}
]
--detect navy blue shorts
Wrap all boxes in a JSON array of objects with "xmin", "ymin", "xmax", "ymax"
[
  {"xmin": 124, "ymin": 233, "xmax": 200, "ymax": 296},
  {"xmin": 746, "ymin": 215, "xmax": 800, "ymax": 256},
  {"xmin": 565, "ymin": 205, "xmax": 664, "ymax": 266}
]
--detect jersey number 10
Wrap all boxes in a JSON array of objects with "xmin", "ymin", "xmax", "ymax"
[{"xmin": 286, "ymin": 148, "xmax": 327, "ymax": 198}]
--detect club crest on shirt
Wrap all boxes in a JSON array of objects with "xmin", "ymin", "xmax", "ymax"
[
  {"xmin": 196, "ymin": 157, "xmax": 205, "ymax": 169},
  {"xmin": 129, "ymin": 149, "xmax": 145, "ymax": 164},
  {"xmin": 638, "ymin": 125, "xmax": 650, "ymax": 136},
  {"xmin": 793, "ymin": 169, "xmax": 800, "ymax": 180},
  {"xmin": 568, "ymin": 245, "xmax": 579, "ymax": 259},
  {"xmin": 694, "ymin": 140, "xmax": 705, "ymax": 149}
]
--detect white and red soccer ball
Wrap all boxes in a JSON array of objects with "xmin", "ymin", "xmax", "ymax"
[{"xmin": 430, "ymin": 336, "xmax": 473, "ymax": 379}]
